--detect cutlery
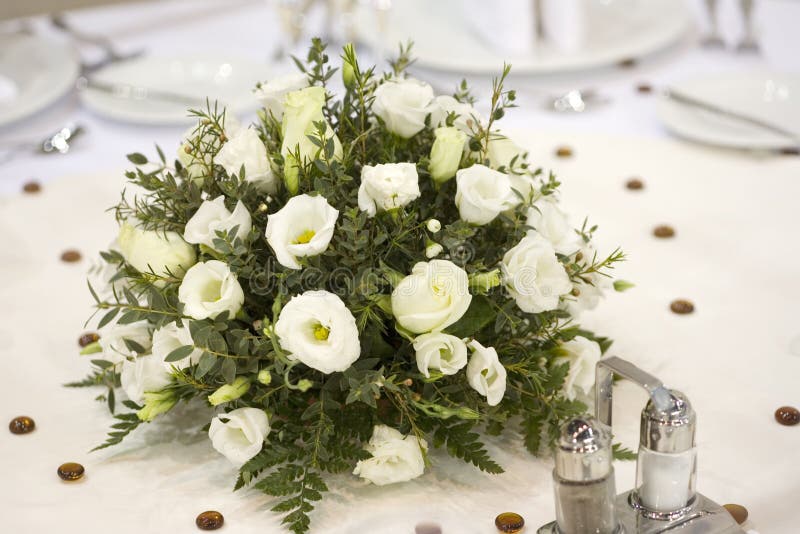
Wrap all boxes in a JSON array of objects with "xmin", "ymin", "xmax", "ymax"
[
  {"xmin": 50, "ymin": 13, "xmax": 145, "ymax": 72},
  {"xmin": 701, "ymin": 0, "xmax": 725, "ymax": 49},
  {"xmin": 77, "ymin": 77, "xmax": 204, "ymax": 107},
  {"xmin": 663, "ymin": 88, "xmax": 799, "ymax": 148},
  {"xmin": 0, "ymin": 123, "xmax": 85, "ymax": 164},
  {"xmin": 736, "ymin": 0, "xmax": 760, "ymax": 53}
]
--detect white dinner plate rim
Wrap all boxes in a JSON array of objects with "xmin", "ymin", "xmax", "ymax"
[
  {"xmin": 0, "ymin": 35, "xmax": 80, "ymax": 127},
  {"xmin": 79, "ymin": 54, "xmax": 269, "ymax": 126},
  {"xmin": 356, "ymin": 0, "xmax": 693, "ymax": 75},
  {"xmin": 656, "ymin": 72, "xmax": 800, "ymax": 150}
]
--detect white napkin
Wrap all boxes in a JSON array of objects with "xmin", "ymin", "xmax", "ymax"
[
  {"xmin": 465, "ymin": 0, "xmax": 538, "ymax": 55},
  {"xmin": 541, "ymin": 0, "xmax": 587, "ymax": 52}
]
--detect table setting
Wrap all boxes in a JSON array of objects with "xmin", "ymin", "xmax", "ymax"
[{"xmin": 1, "ymin": 1, "xmax": 798, "ymax": 533}]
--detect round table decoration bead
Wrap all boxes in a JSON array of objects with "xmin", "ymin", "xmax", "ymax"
[{"xmin": 70, "ymin": 40, "xmax": 627, "ymax": 534}]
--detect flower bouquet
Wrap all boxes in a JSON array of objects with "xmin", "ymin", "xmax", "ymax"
[{"xmin": 75, "ymin": 41, "xmax": 626, "ymax": 533}]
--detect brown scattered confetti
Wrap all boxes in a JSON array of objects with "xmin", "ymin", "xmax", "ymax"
[
  {"xmin": 196, "ymin": 511, "xmax": 224, "ymax": 530},
  {"xmin": 78, "ymin": 332, "xmax": 99, "ymax": 347},
  {"xmin": 653, "ymin": 225, "xmax": 675, "ymax": 238},
  {"xmin": 723, "ymin": 504, "xmax": 748, "ymax": 524},
  {"xmin": 779, "ymin": 147, "xmax": 800, "ymax": 156},
  {"xmin": 495, "ymin": 512, "xmax": 525, "ymax": 533},
  {"xmin": 22, "ymin": 181, "xmax": 41, "ymax": 194},
  {"xmin": 9, "ymin": 416, "xmax": 35, "ymax": 434},
  {"xmin": 626, "ymin": 177, "xmax": 644, "ymax": 190},
  {"xmin": 555, "ymin": 146, "xmax": 573, "ymax": 158},
  {"xmin": 57, "ymin": 462, "xmax": 85, "ymax": 481},
  {"xmin": 670, "ymin": 299, "xmax": 695, "ymax": 315},
  {"xmin": 415, "ymin": 523, "xmax": 443, "ymax": 534},
  {"xmin": 636, "ymin": 83, "xmax": 653, "ymax": 94},
  {"xmin": 618, "ymin": 57, "xmax": 637, "ymax": 69},
  {"xmin": 60, "ymin": 249, "xmax": 82, "ymax": 263},
  {"xmin": 774, "ymin": 406, "xmax": 800, "ymax": 426}
]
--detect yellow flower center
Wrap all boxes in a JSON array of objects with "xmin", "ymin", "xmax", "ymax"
[
  {"xmin": 294, "ymin": 229, "xmax": 316, "ymax": 244},
  {"xmin": 313, "ymin": 324, "xmax": 330, "ymax": 341}
]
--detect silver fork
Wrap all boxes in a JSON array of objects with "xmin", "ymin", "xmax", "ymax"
[
  {"xmin": 701, "ymin": 0, "xmax": 725, "ymax": 48},
  {"xmin": 50, "ymin": 13, "xmax": 145, "ymax": 72},
  {"xmin": 0, "ymin": 123, "xmax": 85, "ymax": 165}
]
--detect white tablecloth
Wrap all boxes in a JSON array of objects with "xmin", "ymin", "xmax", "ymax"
[{"xmin": 1, "ymin": 1, "xmax": 799, "ymax": 533}]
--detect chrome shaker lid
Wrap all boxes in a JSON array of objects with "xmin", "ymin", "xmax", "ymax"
[
  {"xmin": 555, "ymin": 416, "xmax": 613, "ymax": 482},
  {"xmin": 640, "ymin": 389, "xmax": 696, "ymax": 453}
]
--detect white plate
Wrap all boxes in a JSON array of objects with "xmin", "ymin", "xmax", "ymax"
[
  {"xmin": 0, "ymin": 33, "xmax": 80, "ymax": 127},
  {"xmin": 356, "ymin": 0, "xmax": 691, "ymax": 75},
  {"xmin": 656, "ymin": 73, "xmax": 800, "ymax": 150},
  {"xmin": 80, "ymin": 55, "xmax": 271, "ymax": 125}
]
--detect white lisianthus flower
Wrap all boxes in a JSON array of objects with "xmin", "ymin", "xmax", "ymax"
[
  {"xmin": 501, "ymin": 235, "xmax": 572, "ymax": 313},
  {"xmin": 209, "ymin": 407, "xmax": 270, "ymax": 466},
  {"xmin": 118, "ymin": 221, "xmax": 196, "ymax": 278},
  {"xmin": 429, "ymin": 126, "xmax": 467, "ymax": 184},
  {"xmin": 253, "ymin": 73, "xmax": 307, "ymax": 120},
  {"xmin": 413, "ymin": 332, "xmax": 468, "ymax": 377},
  {"xmin": 281, "ymin": 86, "xmax": 342, "ymax": 193},
  {"xmin": 455, "ymin": 164, "xmax": 520, "ymax": 225},
  {"xmin": 353, "ymin": 425, "xmax": 428, "ymax": 486},
  {"xmin": 426, "ymin": 219, "xmax": 441, "ymax": 233},
  {"xmin": 391, "ymin": 260, "xmax": 472, "ymax": 334},
  {"xmin": 564, "ymin": 242, "xmax": 611, "ymax": 316},
  {"xmin": 358, "ymin": 162, "xmax": 421, "ymax": 216},
  {"xmin": 151, "ymin": 322, "xmax": 202, "ymax": 370},
  {"xmin": 215, "ymin": 128, "xmax": 277, "ymax": 192},
  {"xmin": 177, "ymin": 115, "xmax": 242, "ymax": 180},
  {"xmin": 98, "ymin": 320, "xmax": 153, "ymax": 365},
  {"xmin": 184, "ymin": 197, "xmax": 252, "ymax": 251},
  {"xmin": 554, "ymin": 336, "xmax": 602, "ymax": 400},
  {"xmin": 274, "ymin": 290, "xmax": 361, "ymax": 374},
  {"xmin": 372, "ymin": 78, "xmax": 435, "ymax": 138},
  {"xmin": 466, "ymin": 340, "xmax": 507, "ymax": 406},
  {"xmin": 430, "ymin": 95, "xmax": 482, "ymax": 134},
  {"xmin": 178, "ymin": 260, "xmax": 244, "ymax": 320},
  {"xmin": 120, "ymin": 355, "xmax": 173, "ymax": 405},
  {"xmin": 265, "ymin": 194, "xmax": 338, "ymax": 270},
  {"xmin": 487, "ymin": 135, "xmax": 527, "ymax": 171},
  {"xmin": 526, "ymin": 199, "xmax": 579, "ymax": 255}
]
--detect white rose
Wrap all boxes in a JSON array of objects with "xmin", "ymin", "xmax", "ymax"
[
  {"xmin": 184, "ymin": 197, "xmax": 252, "ymax": 251},
  {"xmin": 281, "ymin": 86, "xmax": 342, "ymax": 192},
  {"xmin": 358, "ymin": 162, "xmax": 421, "ymax": 216},
  {"xmin": 430, "ymin": 95, "xmax": 482, "ymax": 134},
  {"xmin": 391, "ymin": 260, "xmax": 472, "ymax": 334},
  {"xmin": 554, "ymin": 336, "xmax": 602, "ymax": 400},
  {"xmin": 413, "ymin": 332, "xmax": 467, "ymax": 377},
  {"xmin": 265, "ymin": 194, "xmax": 338, "ymax": 270},
  {"xmin": 120, "ymin": 355, "xmax": 173, "ymax": 405},
  {"xmin": 216, "ymin": 128, "xmax": 277, "ymax": 192},
  {"xmin": 487, "ymin": 135, "xmax": 527, "ymax": 171},
  {"xmin": 254, "ymin": 73, "xmax": 307, "ymax": 120},
  {"xmin": 177, "ymin": 115, "xmax": 242, "ymax": 180},
  {"xmin": 98, "ymin": 320, "xmax": 152, "ymax": 366},
  {"xmin": 466, "ymin": 340, "xmax": 507, "ymax": 406},
  {"xmin": 209, "ymin": 407, "xmax": 270, "ymax": 466},
  {"xmin": 429, "ymin": 126, "xmax": 467, "ymax": 184},
  {"xmin": 274, "ymin": 290, "xmax": 360, "ymax": 374},
  {"xmin": 455, "ymin": 164, "xmax": 520, "ymax": 225},
  {"xmin": 178, "ymin": 260, "xmax": 244, "ymax": 320},
  {"xmin": 118, "ymin": 221, "xmax": 196, "ymax": 278},
  {"xmin": 425, "ymin": 243, "xmax": 443, "ymax": 258},
  {"xmin": 526, "ymin": 199, "xmax": 579, "ymax": 255},
  {"xmin": 373, "ymin": 78, "xmax": 435, "ymax": 138},
  {"xmin": 426, "ymin": 219, "xmax": 441, "ymax": 233},
  {"xmin": 151, "ymin": 321, "xmax": 202, "ymax": 370},
  {"xmin": 353, "ymin": 425, "xmax": 428, "ymax": 486},
  {"xmin": 501, "ymin": 235, "xmax": 572, "ymax": 313}
]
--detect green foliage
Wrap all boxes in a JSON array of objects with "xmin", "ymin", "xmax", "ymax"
[{"xmin": 73, "ymin": 40, "xmax": 625, "ymax": 533}]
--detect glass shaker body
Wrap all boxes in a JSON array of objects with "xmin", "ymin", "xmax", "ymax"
[
  {"xmin": 635, "ymin": 445, "xmax": 697, "ymax": 512},
  {"xmin": 554, "ymin": 469, "xmax": 617, "ymax": 534}
]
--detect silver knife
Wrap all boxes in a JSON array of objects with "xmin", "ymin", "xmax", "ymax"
[
  {"xmin": 77, "ymin": 76, "xmax": 204, "ymax": 107},
  {"xmin": 664, "ymin": 87, "xmax": 800, "ymax": 148}
]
